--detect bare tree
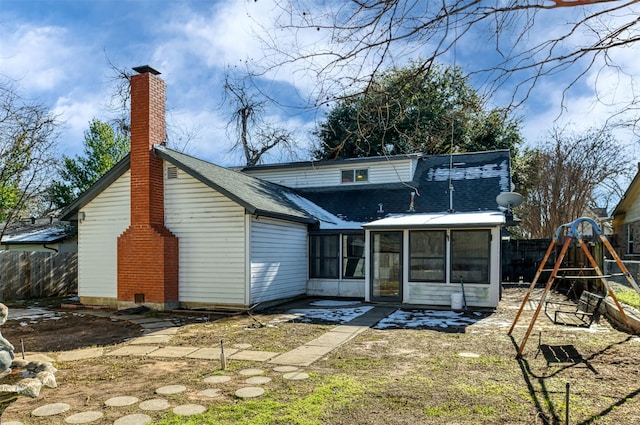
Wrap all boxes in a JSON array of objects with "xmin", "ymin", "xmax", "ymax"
[
  {"xmin": 515, "ymin": 126, "xmax": 631, "ymax": 238},
  {"xmin": 223, "ymin": 72, "xmax": 297, "ymax": 166},
  {"xmin": 256, "ymin": 1, "xmax": 640, "ymax": 130},
  {"xmin": 0, "ymin": 81, "xmax": 59, "ymax": 236}
]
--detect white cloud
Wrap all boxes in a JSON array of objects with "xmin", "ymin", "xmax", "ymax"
[{"xmin": 0, "ymin": 23, "xmax": 80, "ymax": 94}]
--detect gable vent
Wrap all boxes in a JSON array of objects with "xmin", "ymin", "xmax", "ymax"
[{"xmin": 167, "ymin": 166, "xmax": 178, "ymax": 179}]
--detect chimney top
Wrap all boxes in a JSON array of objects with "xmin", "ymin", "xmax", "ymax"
[{"xmin": 132, "ymin": 65, "xmax": 161, "ymax": 75}]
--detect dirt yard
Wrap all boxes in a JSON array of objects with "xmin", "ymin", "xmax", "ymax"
[{"xmin": 2, "ymin": 288, "xmax": 640, "ymax": 424}]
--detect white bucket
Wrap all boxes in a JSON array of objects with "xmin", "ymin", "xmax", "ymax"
[{"xmin": 451, "ymin": 293, "xmax": 463, "ymax": 310}]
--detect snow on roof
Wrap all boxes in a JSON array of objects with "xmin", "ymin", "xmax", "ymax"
[
  {"xmin": 363, "ymin": 211, "xmax": 505, "ymax": 228},
  {"xmin": 426, "ymin": 160, "xmax": 511, "ymax": 193},
  {"xmin": 1, "ymin": 226, "xmax": 69, "ymax": 244},
  {"xmin": 283, "ymin": 192, "xmax": 365, "ymax": 230}
]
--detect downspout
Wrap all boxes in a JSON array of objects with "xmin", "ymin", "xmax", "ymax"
[{"xmin": 43, "ymin": 244, "xmax": 59, "ymax": 253}]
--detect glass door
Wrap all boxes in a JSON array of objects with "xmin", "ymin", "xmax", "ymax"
[{"xmin": 370, "ymin": 231, "xmax": 403, "ymax": 302}]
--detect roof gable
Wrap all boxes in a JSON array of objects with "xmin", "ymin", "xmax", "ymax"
[{"xmin": 155, "ymin": 147, "xmax": 318, "ymax": 224}]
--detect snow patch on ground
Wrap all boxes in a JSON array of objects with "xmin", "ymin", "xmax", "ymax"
[
  {"xmin": 287, "ymin": 306, "xmax": 374, "ymax": 324},
  {"xmin": 375, "ymin": 309, "xmax": 488, "ymax": 330}
]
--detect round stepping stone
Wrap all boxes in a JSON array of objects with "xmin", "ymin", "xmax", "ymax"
[
  {"xmin": 233, "ymin": 343, "xmax": 252, "ymax": 349},
  {"xmin": 197, "ymin": 388, "xmax": 222, "ymax": 398},
  {"xmin": 458, "ymin": 352, "xmax": 480, "ymax": 358},
  {"xmin": 2, "ymin": 422, "xmax": 24, "ymax": 425},
  {"xmin": 283, "ymin": 372, "xmax": 309, "ymax": 381},
  {"xmin": 245, "ymin": 376, "xmax": 272, "ymax": 385},
  {"xmin": 273, "ymin": 365, "xmax": 299, "ymax": 373},
  {"xmin": 65, "ymin": 411, "xmax": 104, "ymax": 424},
  {"xmin": 204, "ymin": 375, "xmax": 232, "ymax": 384},
  {"xmin": 139, "ymin": 398, "xmax": 170, "ymax": 411},
  {"xmin": 235, "ymin": 386, "xmax": 265, "ymax": 398},
  {"xmin": 113, "ymin": 413, "xmax": 153, "ymax": 425},
  {"xmin": 155, "ymin": 384, "xmax": 187, "ymax": 395},
  {"xmin": 173, "ymin": 404, "xmax": 207, "ymax": 415},
  {"xmin": 239, "ymin": 368, "xmax": 264, "ymax": 376},
  {"xmin": 105, "ymin": 396, "xmax": 140, "ymax": 407},
  {"xmin": 32, "ymin": 402, "xmax": 71, "ymax": 417}
]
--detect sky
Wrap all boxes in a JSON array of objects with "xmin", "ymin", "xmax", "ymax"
[{"xmin": 1, "ymin": 0, "xmax": 639, "ymax": 169}]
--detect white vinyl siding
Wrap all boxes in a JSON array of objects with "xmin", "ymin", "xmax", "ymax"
[
  {"xmin": 625, "ymin": 195, "xmax": 640, "ymax": 224},
  {"xmin": 307, "ymin": 278, "xmax": 365, "ymax": 298},
  {"xmin": 164, "ymin": 168, "xmax": 246, "ymax": 306},
  {"xmin": 78, "ymin": 171, "xmax": 130, "ymax": 299},
  {"xmin": 250, "ymin": 217, "xmax": 307, "ymax": 303},
  {"xmin": 244, "ymin": 158, "xmax": 416, "ymax": 188}
]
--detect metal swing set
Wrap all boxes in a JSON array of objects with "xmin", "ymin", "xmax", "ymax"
[{"xmin": 508, "ymin": 217, "xmax": 640, "ymax": 358}]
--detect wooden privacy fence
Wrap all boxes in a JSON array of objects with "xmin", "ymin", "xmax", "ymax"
[{"xmin": 0, "ymin": 251, "xmax": 77, "ymax": 300}]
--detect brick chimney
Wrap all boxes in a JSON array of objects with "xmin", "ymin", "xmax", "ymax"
[{"xmin": 117, "ymin": 66, "xmax": 179, "ymax": 310}]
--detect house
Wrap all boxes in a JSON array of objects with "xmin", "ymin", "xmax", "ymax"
[
  {"xmin": 60, "ymin": 66, "xmax": 512, "ymax": 311},
  {"xmin": 612, "ymin": 165, "xmax": 640, "ymax": 258},
  {"xmin": 0, "ymin": 218, "xmax": 76, "ymax": 253}
]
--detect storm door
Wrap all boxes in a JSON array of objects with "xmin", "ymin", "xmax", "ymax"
[{"xmin": 370, "ymin": 231, "xmax": 403, "ymax": 302}]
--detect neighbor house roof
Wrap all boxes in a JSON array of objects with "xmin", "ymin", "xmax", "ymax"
[
  {"xmin": 295, "ymin": 150, "xmax": 511, "ymax": 222},
  {"xmin": 1, "ymin": 224, "xmax": 71, "ymax": 245}
]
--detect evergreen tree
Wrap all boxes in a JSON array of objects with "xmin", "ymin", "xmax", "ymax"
[{"xmin": 49, "ymin": 119, "xmax": 129, "ymax": 208}]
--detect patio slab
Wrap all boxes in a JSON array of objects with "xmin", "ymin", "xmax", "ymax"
[
  {"xmin": 269, "ymin": 344, "xmax": 335, "ymax": 366},
  {"xmin": 229, "ymin": 350, "xmax": 279, "ymax": 361},
  {"xmin": 186, "ymin": 347, "xmax": 238, "ymax": 360},
  {"xmin": 305, "ymin": 331, "xmax": 356, "ymax": 347},
  {"xmin": 147, "ymin": 346, "xmax": 199, "ymax": 358},
  {"xmin": 129, "ymin": 335, "xmax": 173, "ymax": 345},
  {"xmin": 106, "ymin": 345, "xmax": 160, "ymax": 356},
  {"xmin": 56, "ymin": 347, "xmax": 104, "ymax": 362}
]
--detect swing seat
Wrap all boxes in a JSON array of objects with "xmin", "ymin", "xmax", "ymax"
[{"xmin": 544, "ymin": 291, "xmax": 605, "ymax": 327}]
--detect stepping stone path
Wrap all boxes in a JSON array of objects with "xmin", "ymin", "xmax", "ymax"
[
  {"xmin": 173, "ymin": 403, "xmax": 207, "ymax": 415},
  {"xmin": 2, "ymin": 305, "xmax": 388, "ymax": 424},
  {"xmin": 236, "ymin": 386, "xmax": 265, "ymax": 398},
  {"xmin": 139, "ymin": 398, "xmax": 170, "ymax": 411},
  {"xmin": 239, "ymin": 368, "xmax": 264, "ymax": 376},
  {"xmin": 155, "ymin": 384, "xmax": 187, "ymax": 395},
  {"xmin": 204, "ymin": 374, "xmax": 232, "ymax": 384},
  {"xmin": 31, "ymin": 402, "xmax": 71, "ymax": 417},
  {"xmin": 64, "ymin": 411, "xmax": 103, "ymax": 424},
  {"xmin": 5, "ymin": 366, "xmax": 310, "ymax": 424},
  {"xmin": 113, "ymin": 413, "xmax": 153, "ymax": 425},
  {"xmin": 245, "ymin": 376, "xmax": 272, "ymax": 384}
]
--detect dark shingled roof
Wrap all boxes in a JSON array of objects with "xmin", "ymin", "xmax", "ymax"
[{"xmin": 295, "ymin": 150, "xmax": 511, "ymax": 223}]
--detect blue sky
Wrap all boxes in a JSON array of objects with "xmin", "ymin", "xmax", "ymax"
[{"xmin": 1, "ymin": 0, "xmax": 639, "ymax": 167}]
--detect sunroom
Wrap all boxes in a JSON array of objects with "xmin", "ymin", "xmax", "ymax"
[{"xmin": 363, "ymin": 211, "xmax": 505, "ymax": 308}]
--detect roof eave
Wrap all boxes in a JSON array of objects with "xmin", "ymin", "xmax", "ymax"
[{"xmin": 253, "ymin": 209, "xmax": 317, "ymax": 225}]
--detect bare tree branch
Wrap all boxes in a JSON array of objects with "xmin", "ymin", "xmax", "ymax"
[{"xmin": 255, "ymin": 0, "xmax": 640, "ymax": 131}]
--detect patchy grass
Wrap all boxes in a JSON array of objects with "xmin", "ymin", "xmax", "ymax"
[
  {"xmin": 154, "ymin": 375, "xmax": 364, "ymax": 425},
  {"xmin": 612, "ymin": 287, "xmax": 640, "ymax": 310},
  {"xmin": 3, "ymin": 288, "xmax": 640, "ymax": 424}
]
